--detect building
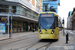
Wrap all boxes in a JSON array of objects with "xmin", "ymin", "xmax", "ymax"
[
  {"xmin": 0, "ymin": 0, "xmax": 43, "ymax": 33},
  {"xmin": 42, "ymin": 0, "xmax": 61, "ymax": 29},
  {"xmin": 67, "ymin": 8, "xmax": 75, "ymax": 30},
  {"xmin": 67, "ymin": 11, "xmax": 73, "ymax": 29},
  {"xmin": 43, "ymin": 0, "xmax": 60, "ymax": 13}
]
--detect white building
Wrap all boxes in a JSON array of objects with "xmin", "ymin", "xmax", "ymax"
[{"xmin": 0, "ymin": 0, "xmax": 43, "ymax": 33}]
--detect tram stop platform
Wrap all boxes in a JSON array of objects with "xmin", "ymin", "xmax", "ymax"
[
  {"xmin": 0, "ymin": 31, "xmax": 38, "ymax": 41},
  {"xmin": 0, "ymin": 31, "xmax": 72, "ymax": 46},
  {"xmin": 49, "ymin": 31, "xmax": 73, "ymax": 47}
]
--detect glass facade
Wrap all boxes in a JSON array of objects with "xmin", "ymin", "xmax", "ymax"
[
  {"xmin": 0, "ymin": 4, "xmax": 38, "ymax": 20},
  {"xmin": 43, "ymin": 3, "xmax": 50, "ymax": 11},
  {"xmin": 0, "ymin": 4, "xmax": 9, "ymax": 13},
  {"xmin": 12, "ymin": 6, "xmax": 16, "ymax": 14},
  {"xmin": 43, "ymin": 0, "xmax": 60, "ymax": 14},
  {"xmin": 19, "ymin": 6, "xmax": 25, "ymax": 16},
  {"xmin": 12, "ymin": 21, "xmax": 38, "ymax": 32},
  {"xmin": 0, "ymin": 4, "xmax": 38, "ymax": 33},
  {"xmin": 43, "ymin": 0, "xmax": 57, "ymax": 2},
  {"xmin": 0, "ymin": 19, "xmax": 38, "ymax": 33}
]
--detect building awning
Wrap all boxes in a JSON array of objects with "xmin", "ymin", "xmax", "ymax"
[{"xmin": 0, "ymin": 13, "xmax": 38, "ymax": 23}]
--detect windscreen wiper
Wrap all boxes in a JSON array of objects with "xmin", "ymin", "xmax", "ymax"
[{"xmin": 40, "ymin": 24, "xmax": 47, "ymax": 31}]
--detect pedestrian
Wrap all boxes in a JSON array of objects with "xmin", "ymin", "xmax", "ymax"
[
  {"xmin": 33, "ymin": 26, "xmax": 35, "ymax": 32},
  {"xmin": 28, "ymin": 26, "xmax": 30, "ymax": 31}
]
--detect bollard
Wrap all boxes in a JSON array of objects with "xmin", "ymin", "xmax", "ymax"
[
  {"xmin": 66, "ymin": 33, "xmax": 69, "ymax": 44},
  {"xmin": 33, "ymin": 30, "xmax": 34, "ymax": 32},
  {"xmin": 67, "ymin": 33, "xmax": 69, "ymax": 41},
  {"xmin": 63, "ymin": 30, "xmax": 65, "ymax": 36}
]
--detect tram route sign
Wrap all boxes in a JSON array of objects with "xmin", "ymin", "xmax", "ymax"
[
  {"xmin": 40, "ymin": 14, "xmax": 54, "ymax": 17},
  {"xmin": 0, "ymin": 22, "xmax": 6, "ymax": 33}
]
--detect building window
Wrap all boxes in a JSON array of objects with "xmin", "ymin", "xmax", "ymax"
[
  {"xmin": 39, "ymin": 4, "xmax": 40, "ymax": 10},
  {"xmin": 19, "ymin": 6, "xmax": 25, "ymax": 16},
  {"xmin": 43, "ymin": 3, "xmax": 50, "ymax": 11},
  {"xmin": 29, "ymin": 0, "xmax": 32, "ymax": 4},
  {"xmin": 43, "ymin": 0, "xmax": 57, "ymax": 2},
  {"xmin": 12, "ymin": 6, "xmax": 16, "ymax": 13},
  {"xmin": 0, "ymin": 4, "xmax": 9, "ymax": 13},
  {"xmin": 38, "ymin": 0, "xmax": 40, "ymax": 2}
]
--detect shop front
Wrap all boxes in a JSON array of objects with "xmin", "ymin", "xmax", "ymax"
[
  {"xmin": 12, "ymin": 21, "xmax": 23, "ymax": 32},
  {"xmin": 23, "ymin": 22, "xmax": 28, "ymax": 31},
  {"xmin": 0, "ymin": 17, "xmax": 38, "ymax": 33}
]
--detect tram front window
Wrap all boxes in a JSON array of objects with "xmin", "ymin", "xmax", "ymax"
[{"xmin": 39, "ymin": 17, "xmax": 55, "ymax": 29}]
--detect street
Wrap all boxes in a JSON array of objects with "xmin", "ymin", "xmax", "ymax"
[
  {"xmin": 0, "ymin": 31, "xmax": 74, "ymax": 50},
  {"xmin": 0, "ymin": 0, "xmax": 75, "ymax": 50}
]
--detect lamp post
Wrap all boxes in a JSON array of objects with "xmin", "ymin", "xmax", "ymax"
[
  {"xmin": 8, "ymin": 10, "xmax": 12, "ymax": 38},
  {"xmin": 8, "ymin": 13, "xmax": 10, "ymax": 38},
  {"xmin": 10, "ymin": 12, "xmax": 12, "ymax": 38}
]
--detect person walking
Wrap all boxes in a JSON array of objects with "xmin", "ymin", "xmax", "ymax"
[
  {"xmin": 28, "ymin": 26, "xmax": 30, "ymax": 31},
  {"xmin": 33, "ymin": 26, "xmax": 35, "ymax": 32}
]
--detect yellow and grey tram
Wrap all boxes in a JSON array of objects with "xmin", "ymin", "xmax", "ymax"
[{"xmin": 38, "ymin": 12, "xmax": 59, "ymax": 40}]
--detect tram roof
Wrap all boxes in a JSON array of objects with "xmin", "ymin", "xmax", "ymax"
[{"xmin": 39, "ymin": 12, "xmax": 58, "ymax": 17}]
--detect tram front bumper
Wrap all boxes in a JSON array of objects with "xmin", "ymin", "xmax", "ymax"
[{"xmin": 39, "ymin": 34, "xmax": 55, "ymax": 39}]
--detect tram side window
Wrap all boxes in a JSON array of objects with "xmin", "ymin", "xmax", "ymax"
[{"xmin": 55, "ymin": 17, "xmax": 58, "ymax": 27}]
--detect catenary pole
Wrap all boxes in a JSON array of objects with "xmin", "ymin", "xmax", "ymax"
[{"xmin": 8, "ymin": 13, "xmax": 9, "ymax": 37}]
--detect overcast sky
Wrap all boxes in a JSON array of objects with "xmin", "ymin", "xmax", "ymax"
[{"xmin": 58, "ymin": 0, "xmax": 75, "ymax": 28}]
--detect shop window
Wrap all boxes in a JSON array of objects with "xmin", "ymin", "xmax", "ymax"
[{"xmin": 13, "ymin": 21, "xmax": 23, "ymax": 32}]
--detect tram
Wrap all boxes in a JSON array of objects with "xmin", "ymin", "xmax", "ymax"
[{"xmin": 38, "ymin": 12, "xmax": 59, "ymax": 40}]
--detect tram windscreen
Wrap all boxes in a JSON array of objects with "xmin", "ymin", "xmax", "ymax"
[{"xmin": 39, "ymin": 17, "xmax": 55, "ymax": 29}]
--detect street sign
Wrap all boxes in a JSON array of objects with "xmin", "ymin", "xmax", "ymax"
[
  {"xmin": 0, "ymin": 22, "xmax": 6, "ymax": 33},
  {"xmin": 1, "ymin": 17, "xmax": 7, "ymax": 21}
]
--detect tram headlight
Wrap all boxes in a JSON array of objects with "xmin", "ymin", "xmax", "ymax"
[
  {"xmin": 39, "ymin": 30, "xmax": 42, "ymax": 34},
  {"xmin": 51, "ymin": 30, "xmax": 54, "ymax": 34}
]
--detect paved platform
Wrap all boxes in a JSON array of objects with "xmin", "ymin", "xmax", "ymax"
[
  {"xmin": 0, "ymin": 31, "xmax": 38, "ymax": 41},
  {"xmin": 0, "ymin": 31, "xmax": 73, "ymax": 50},
  {"xmin": 50, "ymin": 31, "xmax": 72, "ymax": 46},
  {"xmin": 46, "ymin": 31, "xmax": 73, "ymax": 50}
]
